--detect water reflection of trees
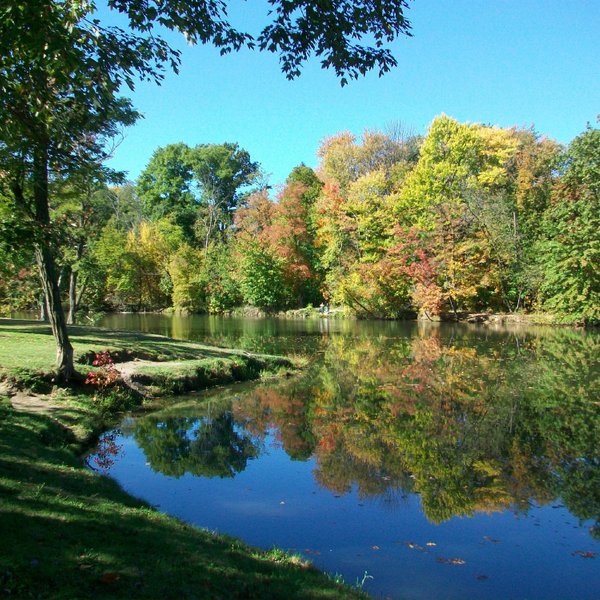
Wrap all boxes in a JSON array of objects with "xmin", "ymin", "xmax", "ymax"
[
  {"xmin": 133, "ymin": 409, "xmax": 260, "ymax": 478},
  {"xmin": 131, "ymin": 325, "xmax": 600, "ymax": 537}
]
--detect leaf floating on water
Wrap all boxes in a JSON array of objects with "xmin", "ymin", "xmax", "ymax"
[
  {"xmin": 572, "ymin": 550, "xmax": 596, "ymax": 559},
  {"xmin": 437, "ymin": 557, "xmax": 466, "ymax": 565},
  {"xmin": 404, "ymin": 542, "xmax": 426, "ymax": 552},
  {"xmin": 483, "ymin": 536, "xmax": 500, "ymax": 543}
]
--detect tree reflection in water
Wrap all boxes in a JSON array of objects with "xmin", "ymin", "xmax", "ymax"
[
  {"xmin": 133, "ymin": 411, "xmax": 260, "ymax": 478},
  {"xmin": 130, "ymin": 324, "xmax": 600, "ymax": 538}
]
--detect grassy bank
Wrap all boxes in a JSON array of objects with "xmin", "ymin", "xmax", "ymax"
[
  {"xmin": 226, "ymin": 306, "xmax": 583, "ymax": 326},
  {"xmin": 0, "ymin": 319, "xmax": 292, "ymax": 386},
  {"xmin": 0, "ymin": 398, "xmax": 365, "ymax": 599},
  {"xmin": 0, "ymin": 319, "xmax": 364, "ymax": 599}
]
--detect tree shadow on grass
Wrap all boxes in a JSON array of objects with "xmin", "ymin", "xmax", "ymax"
[{"xmin": 0, "ymin": 411, "xmax": 355, "ymax": 599}]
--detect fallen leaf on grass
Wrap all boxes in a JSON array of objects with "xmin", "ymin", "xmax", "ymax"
[{"xmin": 99, "ymin": 572, "xmax": 120, "ymax": 584}]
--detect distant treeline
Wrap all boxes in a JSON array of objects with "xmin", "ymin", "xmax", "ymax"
[{"xmin": 2, "ymin": 115, "xmax": 599, "ymax": 324}]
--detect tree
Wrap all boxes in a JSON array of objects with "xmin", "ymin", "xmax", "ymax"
[
  {"xmin": 234, "ymin": 191, "xmax": 287, "ymax": 310},
  {"xmin": 539, "ymin": 123, "xmax": 600, "ymax": 324},
  {"xmin": 139, "ymin": 143, "xmax": 261, "ymax": 247},
  {"xmin": 0, "ymin": 2, "xmax": 138, "ymax": 379},
  {"xmin": 0, "ymin": 0, "xmax": 414, "ymax": 379},
  {"xmin": 52, "ymin": 179, "xmax": 121, "ymax": 324},
  {"xmin": 137, "ymin": 143, "xmax": 197, "ymax": 240}
]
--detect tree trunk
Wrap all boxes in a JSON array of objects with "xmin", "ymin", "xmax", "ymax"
[
  {"xmin": 33, "ymin": 145, "xmax": 74, "ymax": 381},
  {"xmin": 35, "ymin": 245, "xmax": 74, "ymax": 380},
  {"xmin": 39, "ymin": 292, "xmax": 48, "ymax": 321},
  {"xmin": 67, "ymin": 269, "xmax": 77, "ymax": 325}
]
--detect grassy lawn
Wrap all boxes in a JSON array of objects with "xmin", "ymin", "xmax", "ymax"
[
  {"xmin": 0, "ymin": 319, "xmax": 364, "ymax": 599},
  {"xmin": 0, "ymin": 318, "xmax": 291, "ymax": 375}
]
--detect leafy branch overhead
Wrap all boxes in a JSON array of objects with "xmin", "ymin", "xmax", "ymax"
[{"xmin": 104, "ymin": 0, "xmax": 413, "ymax": 85}]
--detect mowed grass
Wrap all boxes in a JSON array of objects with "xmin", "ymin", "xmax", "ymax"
[
  {"xmin": 0, "ymin": 398, "xmax": 365, "ymax": 599},
  {"xmin": 0, "ymin": 318, "xmax": 290, "ymax": 375}
]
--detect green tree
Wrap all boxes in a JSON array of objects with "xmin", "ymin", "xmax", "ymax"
[
  {"xmin": 138, "ymin": 142, "xmax": 260, "ymax": 248},
  {"xmin": 137, "ymin": 143, "xmax": 197, "ymax": 240},
  {"xmin": 0, "ymin": 2, "xmax": 138, "ymax": 378},
  {"xmin": 52, "ymin": 179, "xmax": 122, "ymax": 324},
  {"xmin": 539, "ymin": 123, "xmax": 600, "ymax": 323},
  {"xmin": 239, "ymin": 242, "xmax": 291, "ymax": 311}
]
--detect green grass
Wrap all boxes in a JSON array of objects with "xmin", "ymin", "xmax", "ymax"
[
  {"xmin": 0, "ymin": 319, "xmax": 293, "ymax": 395},
  {"xmin": 0, "ymin": 397, "xmax": 365, "ymax": 599},
  {"xmin": 132, "ymin": 356, "xmax": 291, "ymax": 395}
]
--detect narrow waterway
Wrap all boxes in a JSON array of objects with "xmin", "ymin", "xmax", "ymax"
[{"xmin": 90, "ymin": 314, "xmax": 600, "ymax": 600}]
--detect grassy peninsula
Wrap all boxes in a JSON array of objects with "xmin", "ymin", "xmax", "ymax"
[{"xmin": 0, "ymin": 319, "xmax": 363, "ymax": 599}]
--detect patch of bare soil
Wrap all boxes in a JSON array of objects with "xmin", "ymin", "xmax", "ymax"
[
  {"xmin": 1, "ymin": 379, "xmax": 62, "ymax": 414},
  {"xmin": 113, "ymin": 359, "xmax": 185, "ymax": 396},
  {"xmin": 9, "ymin": 390, "xmax": 61, "ymax": 414}
]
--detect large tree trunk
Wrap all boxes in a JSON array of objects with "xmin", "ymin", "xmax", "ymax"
[
  {"xmin": 35, "ymin": 245, "xmax": 74, "ymax": 380},
  {"xmin": 33, "ymin": 145, "xmax": 74, "ymax": 381}
]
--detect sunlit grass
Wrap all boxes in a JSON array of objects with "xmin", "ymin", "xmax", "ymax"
[{"xmin": 0, "ymin": 318, "xmax": 294, "ymax": 395}]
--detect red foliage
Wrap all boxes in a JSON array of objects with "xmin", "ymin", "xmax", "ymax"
[
  {"xmin": 92, "ymin": 351, "xmax": 114, "ymax": 367},
  {"xmin": 85, "ymin": 351, "xmax": 119, "ymax": 389},
  {"xmin": 386, "ymin": 227, "xmax": 444, "ymax": 315}
]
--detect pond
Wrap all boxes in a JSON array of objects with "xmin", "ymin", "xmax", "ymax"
[{"xmin": 90, "ymin": 314, "xmax": 600, "ymax": 599}]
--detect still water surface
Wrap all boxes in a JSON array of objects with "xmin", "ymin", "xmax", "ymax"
[{"xmin": 90, "ymin": 314, "xmax": 600, "ymax": 599}]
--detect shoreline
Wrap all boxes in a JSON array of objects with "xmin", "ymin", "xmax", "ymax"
[
  {"xmin": 0, "ymin": 319, "xmax": 364, "ymax": 599},
  {"xmin": 10, "ymin": 307, "xmax": 594, "ymax": 327}
]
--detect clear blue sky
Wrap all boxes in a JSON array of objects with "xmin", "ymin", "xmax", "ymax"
[{"xmin": 105, "ymin": 0, "xmax": 600, "ymax": 188}]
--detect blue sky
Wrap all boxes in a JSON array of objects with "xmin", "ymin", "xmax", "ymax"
[{"xmin": 105, "ymin": 0, "xmax": 600, "ymax": 188}]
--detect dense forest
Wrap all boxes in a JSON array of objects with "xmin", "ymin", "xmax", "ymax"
[{"xmin": 1, "ymin": 115, "xmax": 599, "ymax": 324}]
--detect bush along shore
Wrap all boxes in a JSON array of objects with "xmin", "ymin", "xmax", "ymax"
[{"xmin": 0, "ymin": 319, "xmax": 365, "ymax": 599}]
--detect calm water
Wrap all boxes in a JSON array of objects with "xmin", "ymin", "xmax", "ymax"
[{"xmin": 90, "ymin": 314, "xmax": 600, "ymax": 600}]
